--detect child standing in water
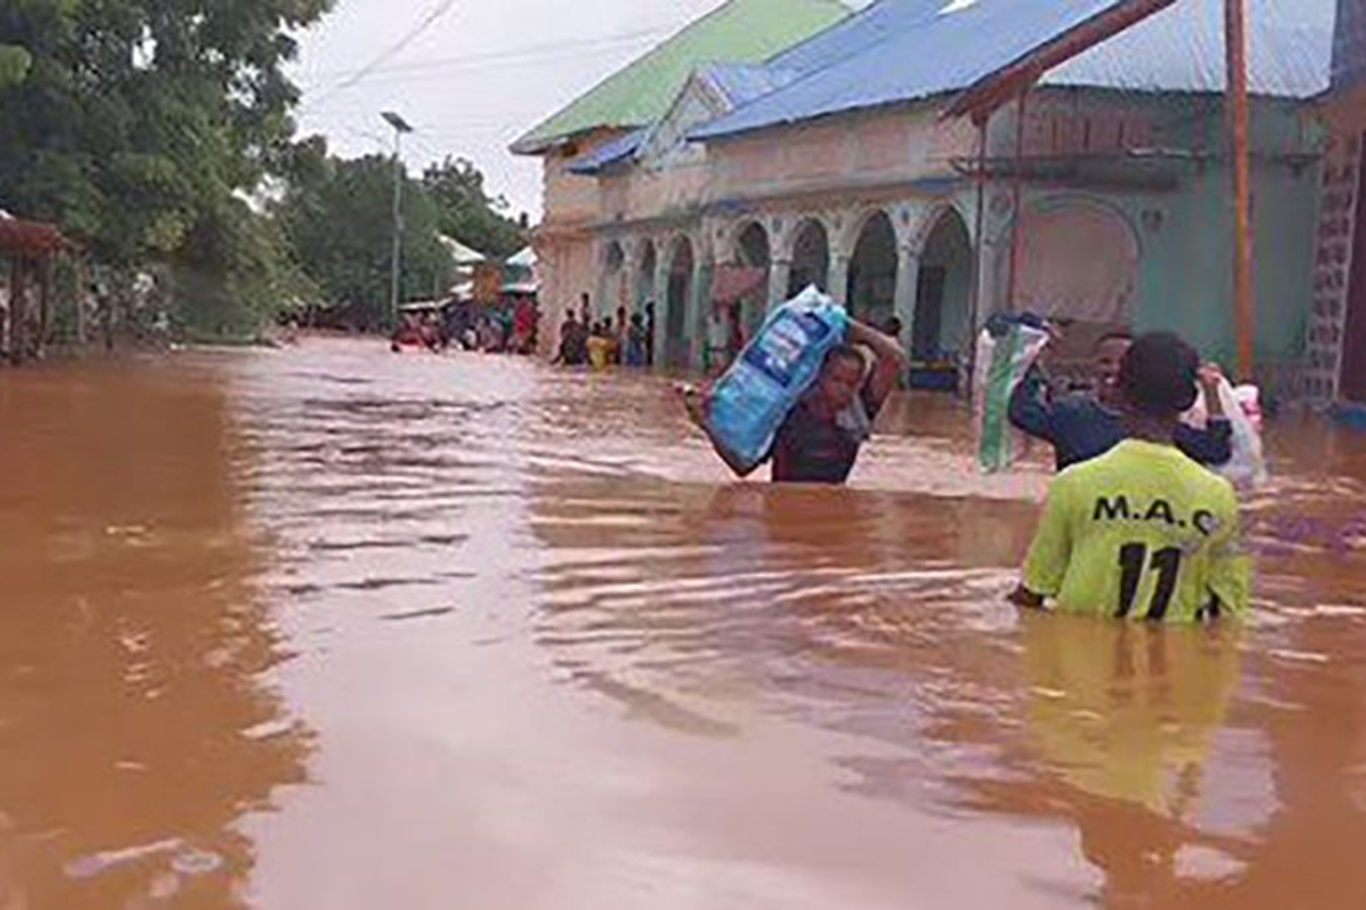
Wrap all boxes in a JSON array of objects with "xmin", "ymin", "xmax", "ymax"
[{"xmin": 1012, "ymin": 332, "xmax": 1249, "ymax": 622}]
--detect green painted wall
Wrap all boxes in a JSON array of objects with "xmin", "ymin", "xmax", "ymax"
[
  {"xmin": 1131, "ymin": 100, "xmax": 1318, "ymax": 369},
  {"xmin": 1013, "ymin": 98, "xmax": 1320, "ymax": 372}
]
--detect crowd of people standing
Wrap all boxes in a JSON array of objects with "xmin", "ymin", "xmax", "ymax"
[
  {"xmin": 391, "ymin": 295, "xmax": 541, "ymax": 356},
  {"xmin": 554, "ymin": 293, "xmax": 655, "ymax": 370}
]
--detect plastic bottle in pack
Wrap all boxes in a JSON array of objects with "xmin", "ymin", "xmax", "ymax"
[{"xmin": 707, "ymin": 286, "xmax": 849, "ymax": 472}]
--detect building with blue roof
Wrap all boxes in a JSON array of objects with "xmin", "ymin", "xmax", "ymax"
[{"xmin": 523, "ymin": 0, "xmax": 1355, "ymax": 402}]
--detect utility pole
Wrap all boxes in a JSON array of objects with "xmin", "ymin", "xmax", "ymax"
[
  {"xmin": 1225, "ymin": 0, "xmax": 1255, "ymax": 379},
  {"xmin": 382, "ymin": 111, "xmax": 414, "ymax": 329}
]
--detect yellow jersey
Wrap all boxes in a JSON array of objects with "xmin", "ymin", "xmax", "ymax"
[
  {"xmin": 586, "ymin": 336, "xmax": 613, "ymax": 370},
  {"xmin": 1023, "ymin": 440, "xmax": 1250, "ymax": 622}
]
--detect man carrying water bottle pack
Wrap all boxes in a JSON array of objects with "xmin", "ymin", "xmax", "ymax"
[{"xmin": 680, "ymin": 318, "xmax": 907, "ymax": 485}]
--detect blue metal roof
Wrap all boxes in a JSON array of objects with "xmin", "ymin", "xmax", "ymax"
[
  {"xmin": 1046, "ymin": 0, "xmax": 1336, "ymax": 97},
  {"xmin": 569, "ymin": 65, "xmax": 801, "ymax": 174},
  {"xmin": 568, "ymin": 128, "xmax": 649, "ymax": 175},
  {"xmin": 693, "ymin": 0, "xmax": 1338, "ymax": 142},
  {"xmin": 701, "ymin": 62, "xmax": 801, "ymax": 106}
]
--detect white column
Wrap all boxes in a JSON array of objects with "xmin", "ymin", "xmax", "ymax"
[
  {"xmin": 594, "ymin": 249, "xmax": 609, "ymax": 321},
  {"xmin": 653, "ymin": 260, "xmax": 668, "ymax": 367},
  {"xmin": 686, "ymin": 259, "xmax": 709, "ymax": 371},
  {"xmin": 767, "ymin": 259, "xmax": 792, "ymax": 313},
  {"xmin": 894, "ymin": 245, "xmax": 921, "ymax": 356},
  {"xmin": 829, "ymin": 255, "xmax": 851, "ymax": 307}
]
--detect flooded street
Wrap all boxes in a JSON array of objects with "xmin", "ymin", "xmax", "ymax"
[{"xmin": 3, "ymin": 337, "xmax": 1366, "ymax": 909}]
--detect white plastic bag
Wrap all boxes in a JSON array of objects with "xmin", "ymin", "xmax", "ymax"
[{"xmin": 1183, "ymin": 377, "xmax": 1268, "ymax": 490}]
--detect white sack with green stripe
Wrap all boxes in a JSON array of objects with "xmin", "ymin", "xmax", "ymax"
[{"xmin": 974, "ymin": 323, "xmax": 1051, "ymax": 473}]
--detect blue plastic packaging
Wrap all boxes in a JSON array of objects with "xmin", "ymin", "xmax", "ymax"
[{"xmin": 708, "ymin": 286, "xmax": 849, "ymax": 472}]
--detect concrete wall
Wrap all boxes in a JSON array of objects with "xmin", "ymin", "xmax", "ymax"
[
  {"xmin": 534, "ymin": 131, "xmax": 624, "ymax": 348},
  {"xmin": 534, "ymin": 87, "xmax": 1322, "ymax": 387},
  {"xmin": 1132, "ymin": 100, "xmax": 1319, "ymax": 376},
  {"xmin": 981, "ymin": 95, "xmax": 1320, "ymax": 392},
  {"xmin": 708, "ymin": 103, "xmax": 975, "ymax": 205}
]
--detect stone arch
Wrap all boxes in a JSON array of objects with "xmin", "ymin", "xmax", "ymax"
[
  {"xmin": 998, "ymin": 195, "xmax": 1141, "ymax": 328},
  {"xmin": 733, "ymin": 220, "xmax": 771, "ymax": 267},
  {"xmin": 912, "ymin": 208, "xmax": 974, "ymax": 362},
  {"xmin": 663, "ymin": 234, "xmax": 696, "ymax": 369},
  {"xmin": 729, "ymin": 220, "xmax": 772, "ymax": 338},
  {"xmin": 787, "ymin": 217, "xmax": 831, "ymax": 297},
  {"xmin": 845, "ymin": 209, "xmax": 899, "ymax": 325},
  {"xmin": 837, "ymin": 206, "xmax": 894, "ymax": 260},
  {"xmin": 909, "ymin": 199, "xmax": 975, "ymax": 257}
]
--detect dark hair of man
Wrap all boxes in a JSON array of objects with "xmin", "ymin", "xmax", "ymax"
[
  {"xmin": 824, "ymin": 344, "xmax": 865, "ymax": 372},
  {"xmin": 1095, "ymin": 329, "xmax": 1134, "ymax": 350},
  {"xmin": 1117, "ymin": 331, "xmax": 1200, "ymax": 418}
]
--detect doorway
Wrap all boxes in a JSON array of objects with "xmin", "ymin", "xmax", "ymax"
[{"xmin": 914, "ymin": 210, "xmax": 972, "ymax": 362}]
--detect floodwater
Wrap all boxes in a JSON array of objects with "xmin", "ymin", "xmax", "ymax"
[{"xmin": 2, "ymin": 337, "xmax": 1365, "ymax": 910}]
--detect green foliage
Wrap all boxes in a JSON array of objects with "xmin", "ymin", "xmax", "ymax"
[
  {"xmin": 173, "ymin": 196, "xmax": 320, "ymax": 337},
  {"xmin": 0, "ymin": 44, "xmax": 31, "ymax": 87},
  {"xmin": 275, "ymin": 150, "xmax": 453, "ymax": 331},
  {"xmin": 423, "ymin": 157, "xmax": 527, "ymax": 259},
  {"xmin": 0, "ymin": 0, "xmax": 332, "ymax": 335}
]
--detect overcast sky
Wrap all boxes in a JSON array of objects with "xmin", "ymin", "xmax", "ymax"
[
  {"xmin": 290, "ymin": 0, "xmax": 864, "ymax": 222},
  {"xmin": 291, "ymin": 0, "xmax": 738, "ymax": 221}
]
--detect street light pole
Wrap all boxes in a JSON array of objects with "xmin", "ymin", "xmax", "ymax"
[{"xmin": 382, "ymin": 111, "xmax": 414, "ymax": 329}]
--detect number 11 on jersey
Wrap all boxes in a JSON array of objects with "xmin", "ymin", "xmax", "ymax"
[{"xmin": 1117, "ymin": 543, "xmax": 1183, "ymax": 620}]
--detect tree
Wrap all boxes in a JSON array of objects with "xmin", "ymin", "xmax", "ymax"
[
  {"xmin": 276, "ymin": 149, "xmax": 452, "ymax": 330},
  {"xmin": 0, "ymin": 44, "xmax": 30, "ymax": 88},
  {"xmin": 0, "ymin": 0, "xmax": 331, "ymax": 333},
  {"xmin": 423, "ymin": 157, "xmax": 527, "ymax": 259}
]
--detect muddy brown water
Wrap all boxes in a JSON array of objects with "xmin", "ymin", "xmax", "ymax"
[{"xmin": 2, "ymin": 337, "xmax": 1365, "ymax": 909}]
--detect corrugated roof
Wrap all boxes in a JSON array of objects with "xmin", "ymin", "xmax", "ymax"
[
  {"xmin": 702, "ymin": 62, "xmax": 801, "ymax": 106},
  {"xmin": 567, "ymin": 63, "xmax": 803, "ymax": 175},
  {"xmin": 1045, "ymin": 0, "xmax": 1335, "ymax": 96},
  {"xmin": 694, "ymin": 0, "xmax": 1337, "ymax": 142},
  {"xmin": 568, "ymin": 128, "xmax": 649, "ymax": 175},
  {"xmin": 510, "ymin": 0, "xmax": 850, "ymax": 155}
]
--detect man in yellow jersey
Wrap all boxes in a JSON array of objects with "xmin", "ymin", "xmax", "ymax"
[{"xmin": 1012, "ymin": 332, "xmax": 1250, "ymax": 622}]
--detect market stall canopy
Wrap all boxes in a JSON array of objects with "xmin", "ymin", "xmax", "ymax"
[
  {"xmin": 400, "ymin": 299, "xmax": 451, "ymax": 313},
  {"xmin": 439, "ymin": 235, "xmax": 488, "ymax": 265},
  {"xmin": 506, "ymin": 246, "xmax": 537, "ymax": 269},
  {"xmin": 0, "ymin": 209, "xmax": 71, "ymax": 257}
]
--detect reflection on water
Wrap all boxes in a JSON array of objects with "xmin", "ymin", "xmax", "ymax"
[
  {"xmin": 0, "ymin": 362, "xmax": 309, "ymax": 909},
  {"xmin": 3, "ymin": 338, "xmax": 1366, "ymax": 908}
]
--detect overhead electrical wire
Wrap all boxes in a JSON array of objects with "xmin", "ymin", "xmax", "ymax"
[
  {"xmin": 297, "ymin": 26, "xmax": 674, "ymax": 115},
  {"xmin": 306, "ymin": 25, "xmax": 673, "ymax": 82},
  {"xmin": 302, "ymin": 0, "xmax": 462, "ymax": 110}
]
